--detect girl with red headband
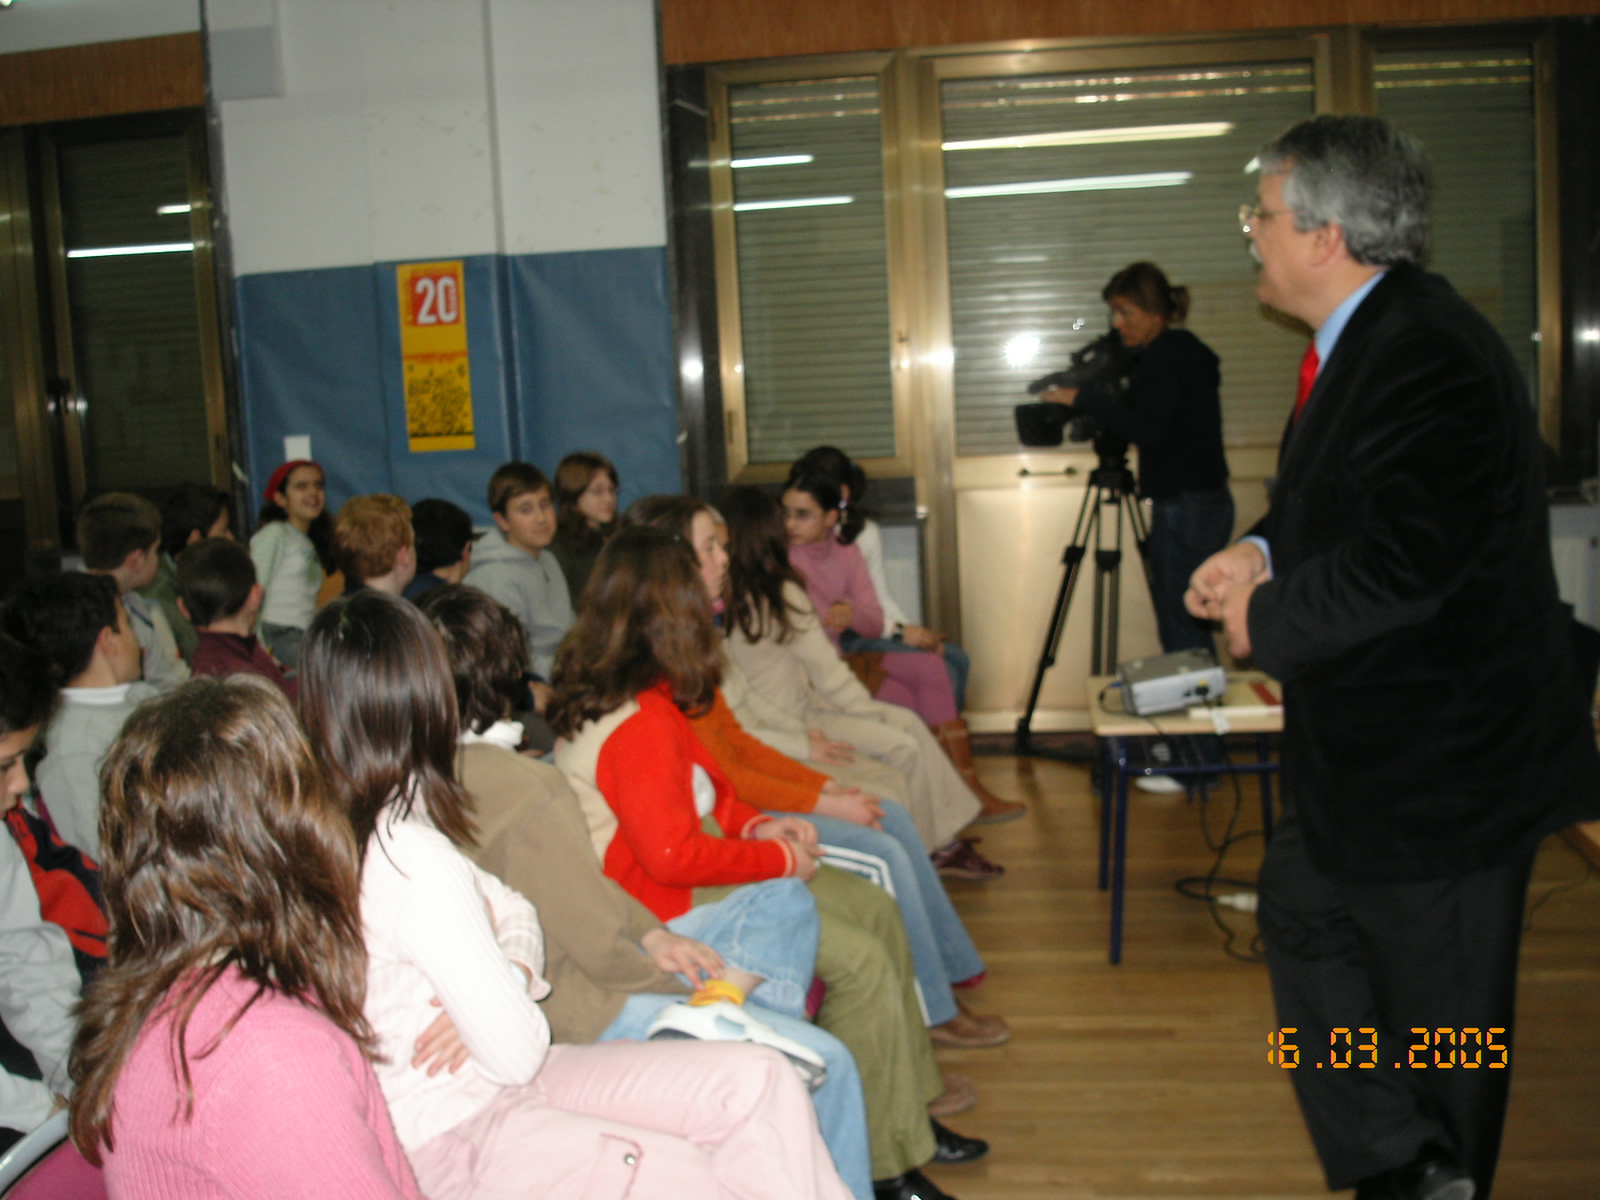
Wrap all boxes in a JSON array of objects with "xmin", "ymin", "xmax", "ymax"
[{"xmin": 249, "ymin": 460, "xmax": 330, "ymax": 670}]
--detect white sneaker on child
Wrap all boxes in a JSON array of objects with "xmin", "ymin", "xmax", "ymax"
[
  {"xmin": 1135, "ymin": 774, "xmax": 1186, "ymax": 795},
  {"xmin": 647, "ymin": 1000, "xmax": 829, "ymax": 1092}
]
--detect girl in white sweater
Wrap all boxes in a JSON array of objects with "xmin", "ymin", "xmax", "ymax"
[{"xmin": 299, "ymin": 590, "xmax": 851, "ymax": 1200}]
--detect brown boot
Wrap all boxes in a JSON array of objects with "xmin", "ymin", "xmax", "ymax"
[{"xmin": 934, "ymin": 719, "xmax": 1027, "ymax": 824}]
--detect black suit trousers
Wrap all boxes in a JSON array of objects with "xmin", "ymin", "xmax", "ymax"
[{"xmin": 1257, "ymin": 806, "xmax": 1533, "ymax": 1197}]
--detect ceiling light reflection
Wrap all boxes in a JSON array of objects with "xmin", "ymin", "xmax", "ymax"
[
  {"xmin": 946, "ymin": 172, "xmax": 1191, "ymax": 200},
  {"xmin": 731, "ymin": 155, "xmax": 815, "ymax": 169},
  {"xmin": 944, "ymin": 121, "xmax": 1233, "ymax": 152},
  {"xmin": 734, "ymin": 196, "xmax": 854, "ymax": 212},
  {"xmin": 67, "ymin": 242, "xmax": 195, "ymax": 259},
  {"xmin": 157, "ymin": 203, "xmax": 193, "ymax": 215}
]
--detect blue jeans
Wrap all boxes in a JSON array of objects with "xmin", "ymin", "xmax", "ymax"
[
  {"xmin": 1147, "ymin": 487, "xmax": 1235, "ymax": 654},
  {"xmin": 658, "ymin": 878, "xmax": 817, "ymax": 1017},
  {"xmin": 774, "ymin": 801, "xmax": 984, "ymax": 1027},
  {"xmin": 840, "ymin": 632, "xmax": 972, "ymax": 712}
]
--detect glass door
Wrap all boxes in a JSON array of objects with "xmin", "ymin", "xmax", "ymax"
[
  {"xmin": 0, "ymin": 112, "xmax": 230, "ymax": 567},
  {"xmin": 913, "ymin": 40, "xmax": 1324, "ymax": 728}
]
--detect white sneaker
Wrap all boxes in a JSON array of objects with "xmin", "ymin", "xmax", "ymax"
[
  {"xmin": 647, "ymin": 1001, "xmax": 829, "ymax": 1091},
  {"xmin": 1135, "ymin": 774, "xmax": 1185, "ymax": 795}
]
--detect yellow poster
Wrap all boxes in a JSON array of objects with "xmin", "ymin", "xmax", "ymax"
[{"xmin": 397, "ymin": 260, "xmax": 475, "ymax": 452}]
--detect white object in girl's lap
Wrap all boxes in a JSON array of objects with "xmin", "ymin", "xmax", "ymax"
[{"xmin": 647, "ymin": 1001, "xmax": 829, "ymax": 1092}]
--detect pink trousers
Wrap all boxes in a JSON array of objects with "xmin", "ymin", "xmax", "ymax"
[
  {"xmin": 873, "ymin": 649, "xmax": 958, "ymax": 727},
  {"xmin": 409, "ymin": 1040, "xmax": 852, "ymax": 1200}
]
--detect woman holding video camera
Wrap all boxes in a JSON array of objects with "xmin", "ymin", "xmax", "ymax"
[{"xmin": 1041, "ymin": 261, "xmax": 1232, "ymax": 658}]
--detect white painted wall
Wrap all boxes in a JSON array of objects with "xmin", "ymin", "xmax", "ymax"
[
  {"xmin": 0, "ymin": 0, "xmax": 199, "ymax": 54},
  {"xmin": 212, "ymin": 0, "xmax": 665, "ymax": 277},
  {"xmin": 487, "ymin": 0, "xmax": 667, "ymax": 255}
]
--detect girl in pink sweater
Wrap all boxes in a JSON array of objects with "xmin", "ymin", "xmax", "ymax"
[
  {"xmin": 299, "ymin": 590, "xmax": 851, "ymax": 1200},
  {"xmin": 781, "ymin": 475, "xmax": 1022, "ymax": 825},
  {"xmin": 68, "ymin": 676, "xmax": 423, "ymax": 1200}
]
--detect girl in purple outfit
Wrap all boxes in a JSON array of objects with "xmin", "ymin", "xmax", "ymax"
[{"xmin": 780, "ymin": 476, "xmax": 1021, "ymax": 824}]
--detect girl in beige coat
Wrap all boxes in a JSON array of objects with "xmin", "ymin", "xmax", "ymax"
[{"xmin": 720, "ymin": 488, "xmax": 999, "ymax": 880}]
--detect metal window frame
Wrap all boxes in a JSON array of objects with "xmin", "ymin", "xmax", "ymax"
[
  {"xmin": 706, "ymin": 52, "xmax": 917, "ymax": 485},
  {"xmin": 1361, "ymin": 23, "xmax": 1561, "ymax": 446},
  {"xmin": 905, "ymin": 33, "xmax": 1332, "ymax": 632},
  {"xmin": 697, "ymin": 23, "xmax": 1565, "ymax": 636}
]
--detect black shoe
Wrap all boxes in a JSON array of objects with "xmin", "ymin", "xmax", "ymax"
[
  {"xmin": 1354, "ymin": 1145, "xmax": 1474, "ymax": 1200},
  {"xmin": 929, "ymin": 1118, "xmax": 989, "ymax": 1165},
  {"xmin": 873, "ymin": 1168, "xmax": 957, "ymax": 1200}
]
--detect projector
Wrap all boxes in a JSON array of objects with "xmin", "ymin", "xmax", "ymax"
[{"xmin": 1117, "ymin": 648, "xmax": 1227, "ymax": 716}]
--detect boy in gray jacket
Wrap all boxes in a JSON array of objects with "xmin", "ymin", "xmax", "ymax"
[
  {"xmin": 1, "ymin": 574, "xmax": 157, "ymax": 861},
  {"xmin": 464, "ymin": 462, "xmax": 574, "ymax": 686}
]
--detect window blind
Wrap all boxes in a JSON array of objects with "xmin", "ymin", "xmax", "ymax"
[
  {"xmin": 57, "ymin": 136, "xmax": 213, "ymax": 491},
  {"xmin": 938, "ymin": 62, "xmax": 1315, "ymax": 457},
  {"xmin": 727, "ymin": 77, "xmax": 896, "ymax": 465},
  {"xmin": 1374, "ymin": 47, "xmax": 1538, "ymax": 401}
]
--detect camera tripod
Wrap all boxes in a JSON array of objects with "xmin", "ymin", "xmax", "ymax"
[{"xmin": 1015, "ymin": 442, "xmax": 1152, "ymax": 756}]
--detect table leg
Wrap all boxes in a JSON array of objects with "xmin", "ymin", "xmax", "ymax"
[
  {"xmin": 1098, "ymin": 735, "xmax": 1117, "ymax": 891},
  {"xmin": 1109, "ymin": 745, "xmax": 1131, "ymax": 965}
]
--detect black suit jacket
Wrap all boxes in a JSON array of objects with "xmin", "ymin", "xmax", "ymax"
[{"xmin": 1247, "ymin": 263, "xmax": 1600, "ymax": 883}]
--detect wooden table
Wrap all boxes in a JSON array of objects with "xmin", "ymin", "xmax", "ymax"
[{"xmin": 1086, "ymin": 672, "xmax": 1284, "ymax": 964}]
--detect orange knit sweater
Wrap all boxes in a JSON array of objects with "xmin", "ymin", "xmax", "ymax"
[{"xmin": 688, "ymin": 688, "xmax": 828, "ymax": 814}]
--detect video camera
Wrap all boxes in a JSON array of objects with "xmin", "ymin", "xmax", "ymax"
[{"xmin": 1013, "ymin": 331, "xmax": 1138, "ymax": 453}]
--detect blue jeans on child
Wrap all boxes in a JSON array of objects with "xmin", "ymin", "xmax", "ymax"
[
  {"xmin": 775, "ymin": 800, "xmax": 984, "ymax": 1027},
  {"xmin": 594, "ymin": 878, "xmax": 871, "ymax": 1200}
]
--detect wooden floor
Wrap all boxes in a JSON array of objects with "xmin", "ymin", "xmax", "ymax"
[{"xmin": 919, "ymin": 751, "xmax": 1600, "ymax": 1199}]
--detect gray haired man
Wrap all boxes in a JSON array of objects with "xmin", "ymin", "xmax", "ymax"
[{"xmin": 1190, "ymin": 115, "xmax": 1600, "ymax": 1200}]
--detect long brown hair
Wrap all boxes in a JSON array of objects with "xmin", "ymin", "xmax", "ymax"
[
  {"xmin": 547, "ymin": 525, "xmax": 722, "ymax": 736},
  {"xmin": 720, "ymin": 485, "xmax": 807, "ymax": 644},
  {"xmin": 1102, "ymin": 261, "xmax": 1190, "ymax": 323},
  {"xmin": 298, "ymin": 590, "xmax": 475, "ymax": 856},
  {"xmin": 69, "ymin": 676, "xmax": 371, "ymax": 1164},
  {"xmin": 621, "ymin": 493, "xmax": 710, "ymax": 542}
]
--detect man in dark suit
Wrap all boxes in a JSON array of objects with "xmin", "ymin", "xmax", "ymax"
[{"xmin": 1188, "ymin": 115, "xmax": 1600, "ymax": 1200}]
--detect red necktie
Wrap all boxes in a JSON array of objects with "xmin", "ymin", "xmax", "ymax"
[{"xmin": 1293, "ymin": 343, "xmax": 1320, "ymax": 424}]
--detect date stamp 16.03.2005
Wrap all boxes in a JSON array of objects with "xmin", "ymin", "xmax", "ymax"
[{"xmin": 1267, "ymin": 1028, "xmax": 1508, "ymax": 1071}]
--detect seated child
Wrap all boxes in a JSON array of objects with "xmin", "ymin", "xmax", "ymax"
[
  {"xmin": 550, "ymin": 452, "xmax": 619, "ymax": 604},
  {"xmin": 178, "ymin": 538, "xmax": 295, "ymax": 699},
  {"xmin": 551, "ymin": 528, "xmax": 987, "ymax": 1200},
  {"xmin": 332, "ymin": 495, "xmax": 417, "ymax": 597},
  {"xmin": 250, "ymin": 459, "xmax": 330, "ymax": 669},
  {"xmin": 0, "ymin": 637, "xmax": 84, "ymax": 1153},
  {"xmin": 404, "ymin": 498, "xmax": 478, "ymax": 602},
  {"xmin": 1, "ymin": 575, "xmax": 155, "ymax": 861},
  {"xmin": 78, "ymin": 493, "xmax": 189, "ymax": 691},
  {"xmin": 464, "ymin": 462, "xmax": 573, "ymax": 683},
  {"xmin": 69, "ymin": 676, "xmax": 425, "ymax": 1197},
  {"xmin": 299, "ymin": 591, "xmax": 851, "ymax": 1200},
  {"xmin": 419, "ymin": 583, "xmax": 871, "ymax": 1199},
  {"xmin": 139, "ymin": 482, "xmax": 233, "ymax": 663}
]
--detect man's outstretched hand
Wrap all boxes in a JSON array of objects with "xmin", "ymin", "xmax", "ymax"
[{"xmin": 1187, "ymin": 542, "xmax": 1269, "ymax": 660}]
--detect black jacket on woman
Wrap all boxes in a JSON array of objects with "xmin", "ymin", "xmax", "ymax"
[{"xmin": 1074, "ymin": 326, "xmax": 1228, "ymax": 499}]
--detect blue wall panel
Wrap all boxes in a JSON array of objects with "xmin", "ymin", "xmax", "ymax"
[
  {"xmin": 236, "ymin": 265, "xmax": 394, "ymax": 511},
  {"xmin": 236, "ymin": 247, "xmax": 680, "ymax": 527},
  {"xmin": 506, "ymin": 246, "xmax": 681, "ymax": 507}
]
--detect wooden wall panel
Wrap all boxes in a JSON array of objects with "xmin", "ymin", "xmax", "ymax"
[
  {"xmin": 662, "ymin": 0, "xmax": 1595, "ymax": 65},
  {"xmin": 0, "ymin": 34, "xmax": 205, "ymax": 128}
]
